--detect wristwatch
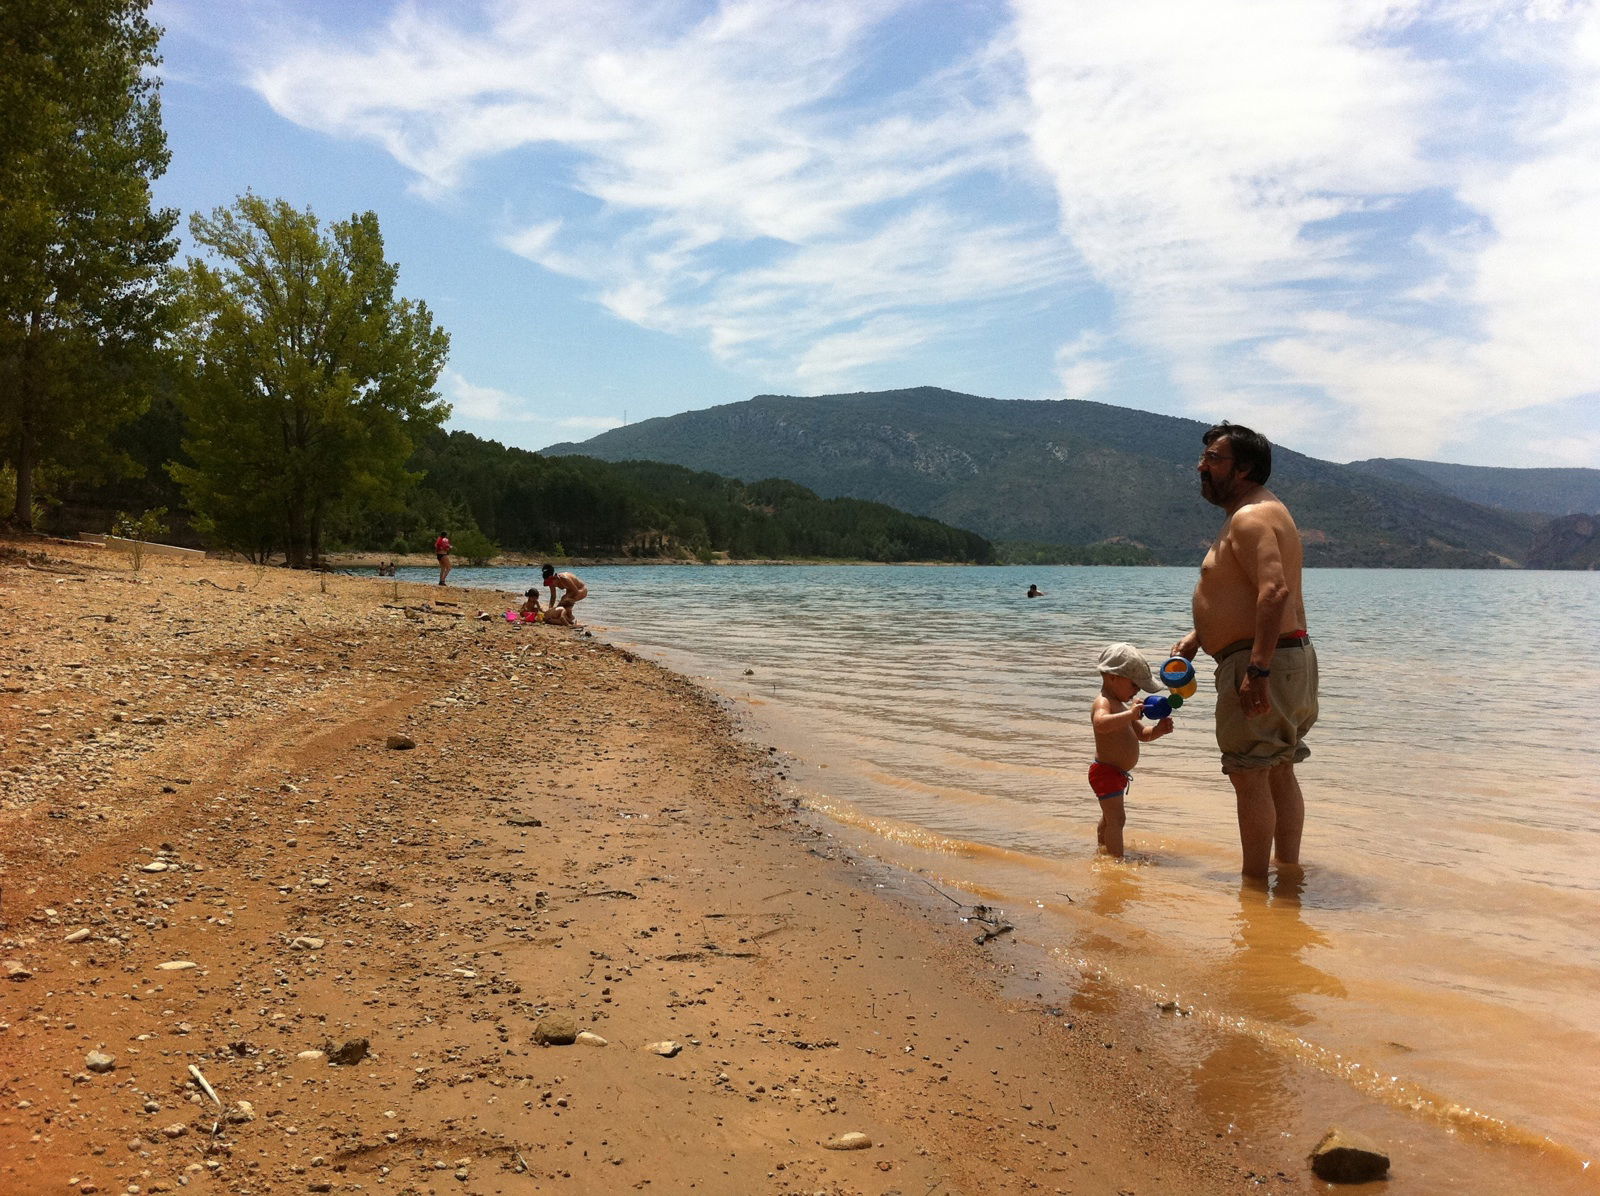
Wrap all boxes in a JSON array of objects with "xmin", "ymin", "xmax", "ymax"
[{"xmin": 1246, "ymin": 664, "xmax": 1271, "ymax": 678}]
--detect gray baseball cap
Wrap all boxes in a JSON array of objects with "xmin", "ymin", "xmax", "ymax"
[{"xmin": 1096, "ymin": 643, "xmax": 1160, "ymax": 692}]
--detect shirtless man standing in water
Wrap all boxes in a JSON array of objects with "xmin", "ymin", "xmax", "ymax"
[{"xmin": 1170, "ymin": 422, "xmax": 1317, "ymax": 880}]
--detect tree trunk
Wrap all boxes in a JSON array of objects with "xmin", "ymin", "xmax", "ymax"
[
  {"xmin": 14, "ymin": 422, "xmax": 34, "ymax": 529},
  {"xmin": 11, "ymin": 310, "xmax": 45, "ymax": 529}
]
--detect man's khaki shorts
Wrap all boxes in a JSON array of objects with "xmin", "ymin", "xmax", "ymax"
[{"xmin": 1214, "ymin": 643, "xmax": 1318, "ymax": 773}]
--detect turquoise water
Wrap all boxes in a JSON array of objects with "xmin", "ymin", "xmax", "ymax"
[{"xmin": 413, "ymin": 563, "xmax": 1600, "ymax": 1176}]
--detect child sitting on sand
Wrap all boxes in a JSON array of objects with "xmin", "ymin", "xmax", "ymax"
[
  {"xmin": 522, "ymin": 588, "xmax": 574, "ymax": 627},
  {"xmin": 1090, "ymin": 643, "xmax": 1173, "ymax": 858}
]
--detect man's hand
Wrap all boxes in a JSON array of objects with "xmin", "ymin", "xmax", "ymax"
[
  {"xmin": 1237, "ymin": 671, "xmax": 1273, "ymax": 718},
  {"xmin": 1172, "ymin": 631, "xmax": 1200, "ymax": 660}
]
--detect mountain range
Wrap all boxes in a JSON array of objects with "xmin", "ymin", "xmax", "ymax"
[{"xmin": 545, "ymin": 387, "xmax": 1598, "ymax": 568}]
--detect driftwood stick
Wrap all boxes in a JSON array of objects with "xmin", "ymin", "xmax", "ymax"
[{"xmin": 188, "ymin": 1063, "xmax": 221, "ymax": 1106}]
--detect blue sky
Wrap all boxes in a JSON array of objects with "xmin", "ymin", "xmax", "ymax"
[{"xmin": 149, "ymin": 0, "xmax": 1600, "ymax": 468}]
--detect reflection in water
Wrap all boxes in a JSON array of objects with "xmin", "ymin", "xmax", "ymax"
[
  {"xmin": 1229, "ymin": 869, "xmax": 1346, "ymax": 1027},
  {"xmin": 1191, "ymin": 869, "xmax": 1348, "ymax": 1133}
]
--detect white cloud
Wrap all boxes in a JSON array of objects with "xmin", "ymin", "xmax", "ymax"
[
  {"xmin": 248, "ymin": 0, "xmax": 1076, "ymax": 384},
  {"xmin": 441, "ymin": 368, "xmax": 624, "ymax": 433},
  {"xmin": 1053, "ymin": 330, "xmax": 1115, "ymax": 400},
  {"xmin": 233, "ymin": 0, "xmax": 1600, "ymax": 464},
  {"xmin": 1012, "ymin": 0, "xmax": 1600, "ymax": 463},
  {"xmin": 441, "ymin": 369, "xmax": 534, "ymax": 422}
]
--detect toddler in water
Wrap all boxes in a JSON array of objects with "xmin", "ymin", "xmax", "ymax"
[{"xmin": 1089, "ymin": 643, "xmax": 1173, "ymax": 858}]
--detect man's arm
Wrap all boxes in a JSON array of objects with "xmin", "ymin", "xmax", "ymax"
[{"xmin": 1171, "ymin": 630, "xmax": 1200, "ymax": 660}]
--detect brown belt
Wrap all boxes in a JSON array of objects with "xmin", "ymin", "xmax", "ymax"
[{"xmin": 1213, "ymin": 632, "xmax": 1310, "ymax": 663}]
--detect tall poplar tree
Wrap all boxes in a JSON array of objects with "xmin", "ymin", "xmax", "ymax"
[
  {"xmin": 0, "ymin": 0, "xmax": 178, "ymax": 527},
  {"xmin": 172, "ymin": 196, "xmax": 451, "ymax": 567}
]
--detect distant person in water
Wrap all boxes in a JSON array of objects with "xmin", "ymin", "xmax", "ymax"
[
  {"xmin": 434, "ymin": 532, "xmax": 452, "ymax": 586},
  {"xmin": 1027, "ymin": 584, "xmax": 1045, "ymax": 597},
  {"xmin": 542, "ymin": 564, "xmax": 587, "ymax": 623},
  {"xmin": 1089, "ymin": 643, "xmax": 1173, "ymax": 859}
]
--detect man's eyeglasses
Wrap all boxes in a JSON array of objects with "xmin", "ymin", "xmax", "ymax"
[{"xmin": 1200, "ymin": 450, "xmax": 1234, "ymax": 465}]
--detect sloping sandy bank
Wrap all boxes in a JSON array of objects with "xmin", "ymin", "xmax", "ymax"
[{"xmin": 1, "ymin": 543, "xmax": 1269, "ymax": 1194}]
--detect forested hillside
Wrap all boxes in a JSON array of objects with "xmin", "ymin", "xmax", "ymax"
[
  {"xmin": 46, "ymin": 407, "xmax": 993, "ymax": 564},
  {"xmin": 546, "ymin": 387, "xmax": 1575, "ymax": 567},
  {"xmin": 1345, "ymin": 458, "xmax": 1600, "ymax": 517}
]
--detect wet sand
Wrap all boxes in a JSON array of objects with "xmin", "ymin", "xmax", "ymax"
[{"xmin": 0, "ymin": 541, "xmax": 1401, "ymax": 1193}]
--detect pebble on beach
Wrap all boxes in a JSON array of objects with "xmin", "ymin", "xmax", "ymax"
[
  {"xmin": 532, "ymin": 1012, "xmax": 579, "ymax": 1046},
  {"xmin": 85, "ymin": 1051, "xmax": 116, "ymax": 1074},
  {"xmin": 325, "ymin": 1038, "xmax": 370, "ymax": 1066},
  {"xmin": 824, "ymin": 1132, "xmax": 873, "ymax": 1151},
  {"xmin": 1310, "ymin": 1128, "xmax": 1391, "ymax": 1183}
]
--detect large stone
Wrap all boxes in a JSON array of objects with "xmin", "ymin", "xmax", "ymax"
[
  {"xmin": 85, "ymin": 1050, "xmax": 116, "ymax": 1074},
  {"xmin": 325, "ymin": 1037, "xmax": 370, "ymax": 1066},
  {"xmin": 385, "ymin": 734, "xmax": 416, "ymax": 750},
  {"xmin": 642, "ymin": 1040, "xmax": 682, "ymax": 1057},
  {"xmin": 824, "ymin": 1132, "xmax": 873, "ymax": 1151},
  {"xmin": 532, "ymin": 1011, "xmax": 578, "ymax": 1046},
  {"xmin": 1310, "ymin": 1128, "xmax": 1390, "ymax": 1183}
]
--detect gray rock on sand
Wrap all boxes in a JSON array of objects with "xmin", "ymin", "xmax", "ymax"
[
  {"xmin": 1310, "ymin": 1128, "xmax": 1390, "ymax": 1183},
  {"xmin": 575, "ymin": 1031, "xmax": 608, "ymax": 1047},
  {"xmin": 4, "ymin": 960, "xmax": 32, "ymax": 981},
  {"xmin": 642, "ymin": 1040, "xmax": 682, "ymax": 1057},
  {"xmin": 823, "ymin": 1132, "xmax": 872, "ymax": 1151},
  {"xmin": 532, "ymin": 1012, "xmax": 578, "ymax": 1046},
  {"xmin": 85, "ymin": 1050, "xmax": 116, "ymax": 1074}
]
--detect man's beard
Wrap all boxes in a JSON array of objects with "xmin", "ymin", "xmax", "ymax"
[{"xmin": 1201, "ymin": 472, "xmax": 1229, "ymax": 507}]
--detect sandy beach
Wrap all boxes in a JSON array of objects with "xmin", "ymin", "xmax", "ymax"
[{"xmin": 3, "ymin": 541, "xmax": 1308, "ymax": 1195}]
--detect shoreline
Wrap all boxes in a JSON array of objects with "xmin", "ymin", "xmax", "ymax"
[
  {"xmin": 4, "ymin": 542, "xmax": 1584, "ymax": 1193},
  {"xmin": 0, "ymin": 541, "xmax": 1260, "ymax": 1194}
]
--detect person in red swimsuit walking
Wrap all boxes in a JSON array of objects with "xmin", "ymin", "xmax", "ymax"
[{"xmin": 434, "ymin": 531, "xmax": 452, "ymax": 586}]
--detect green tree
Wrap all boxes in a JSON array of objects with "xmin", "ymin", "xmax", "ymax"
[
  {"xmin": 0, "ymin": 0, "xmax": 178, "ymax": 528},
  {"xmin": 172, "ymin": 196, "xmax": 450, "ymax": 567},
  {"xmin": 450, "ymin": 527, "xmax": 498, "ymax": 565}
]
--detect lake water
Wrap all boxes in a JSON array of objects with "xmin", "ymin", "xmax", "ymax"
[{"xmin": 416, "ymin": 563, "xmax": 1600, "ymax": 1185}]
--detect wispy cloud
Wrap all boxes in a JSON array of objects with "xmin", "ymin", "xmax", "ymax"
[
  {"xmin": 441, "ymin": 369, "xmax": 622, "ymax": 433},
  {"xmin": 232, "ymin": 0, "xmax": 1599, "ymax": 464},
  {"xmin": 1012, "ymin": 0, "xmax": 1600, "ymax": 462},
  {"xmin": 246, "ymin": 0, "xmax": 1076, "ymax": 384}
]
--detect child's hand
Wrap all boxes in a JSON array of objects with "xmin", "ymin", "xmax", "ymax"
[{"xmin": 1150, "ymin": 717, "xmax": 1174, "ymax": 739}]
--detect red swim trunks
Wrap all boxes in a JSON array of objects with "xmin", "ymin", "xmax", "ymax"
[{"xmin": 1088, "ymin": 761, "xmax": 1131, "ymax": 801}]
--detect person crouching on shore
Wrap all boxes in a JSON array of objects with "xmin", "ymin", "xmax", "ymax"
[{"xmin": 541, "ymin": 564, "xmax": 587, "ymax": 624}]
